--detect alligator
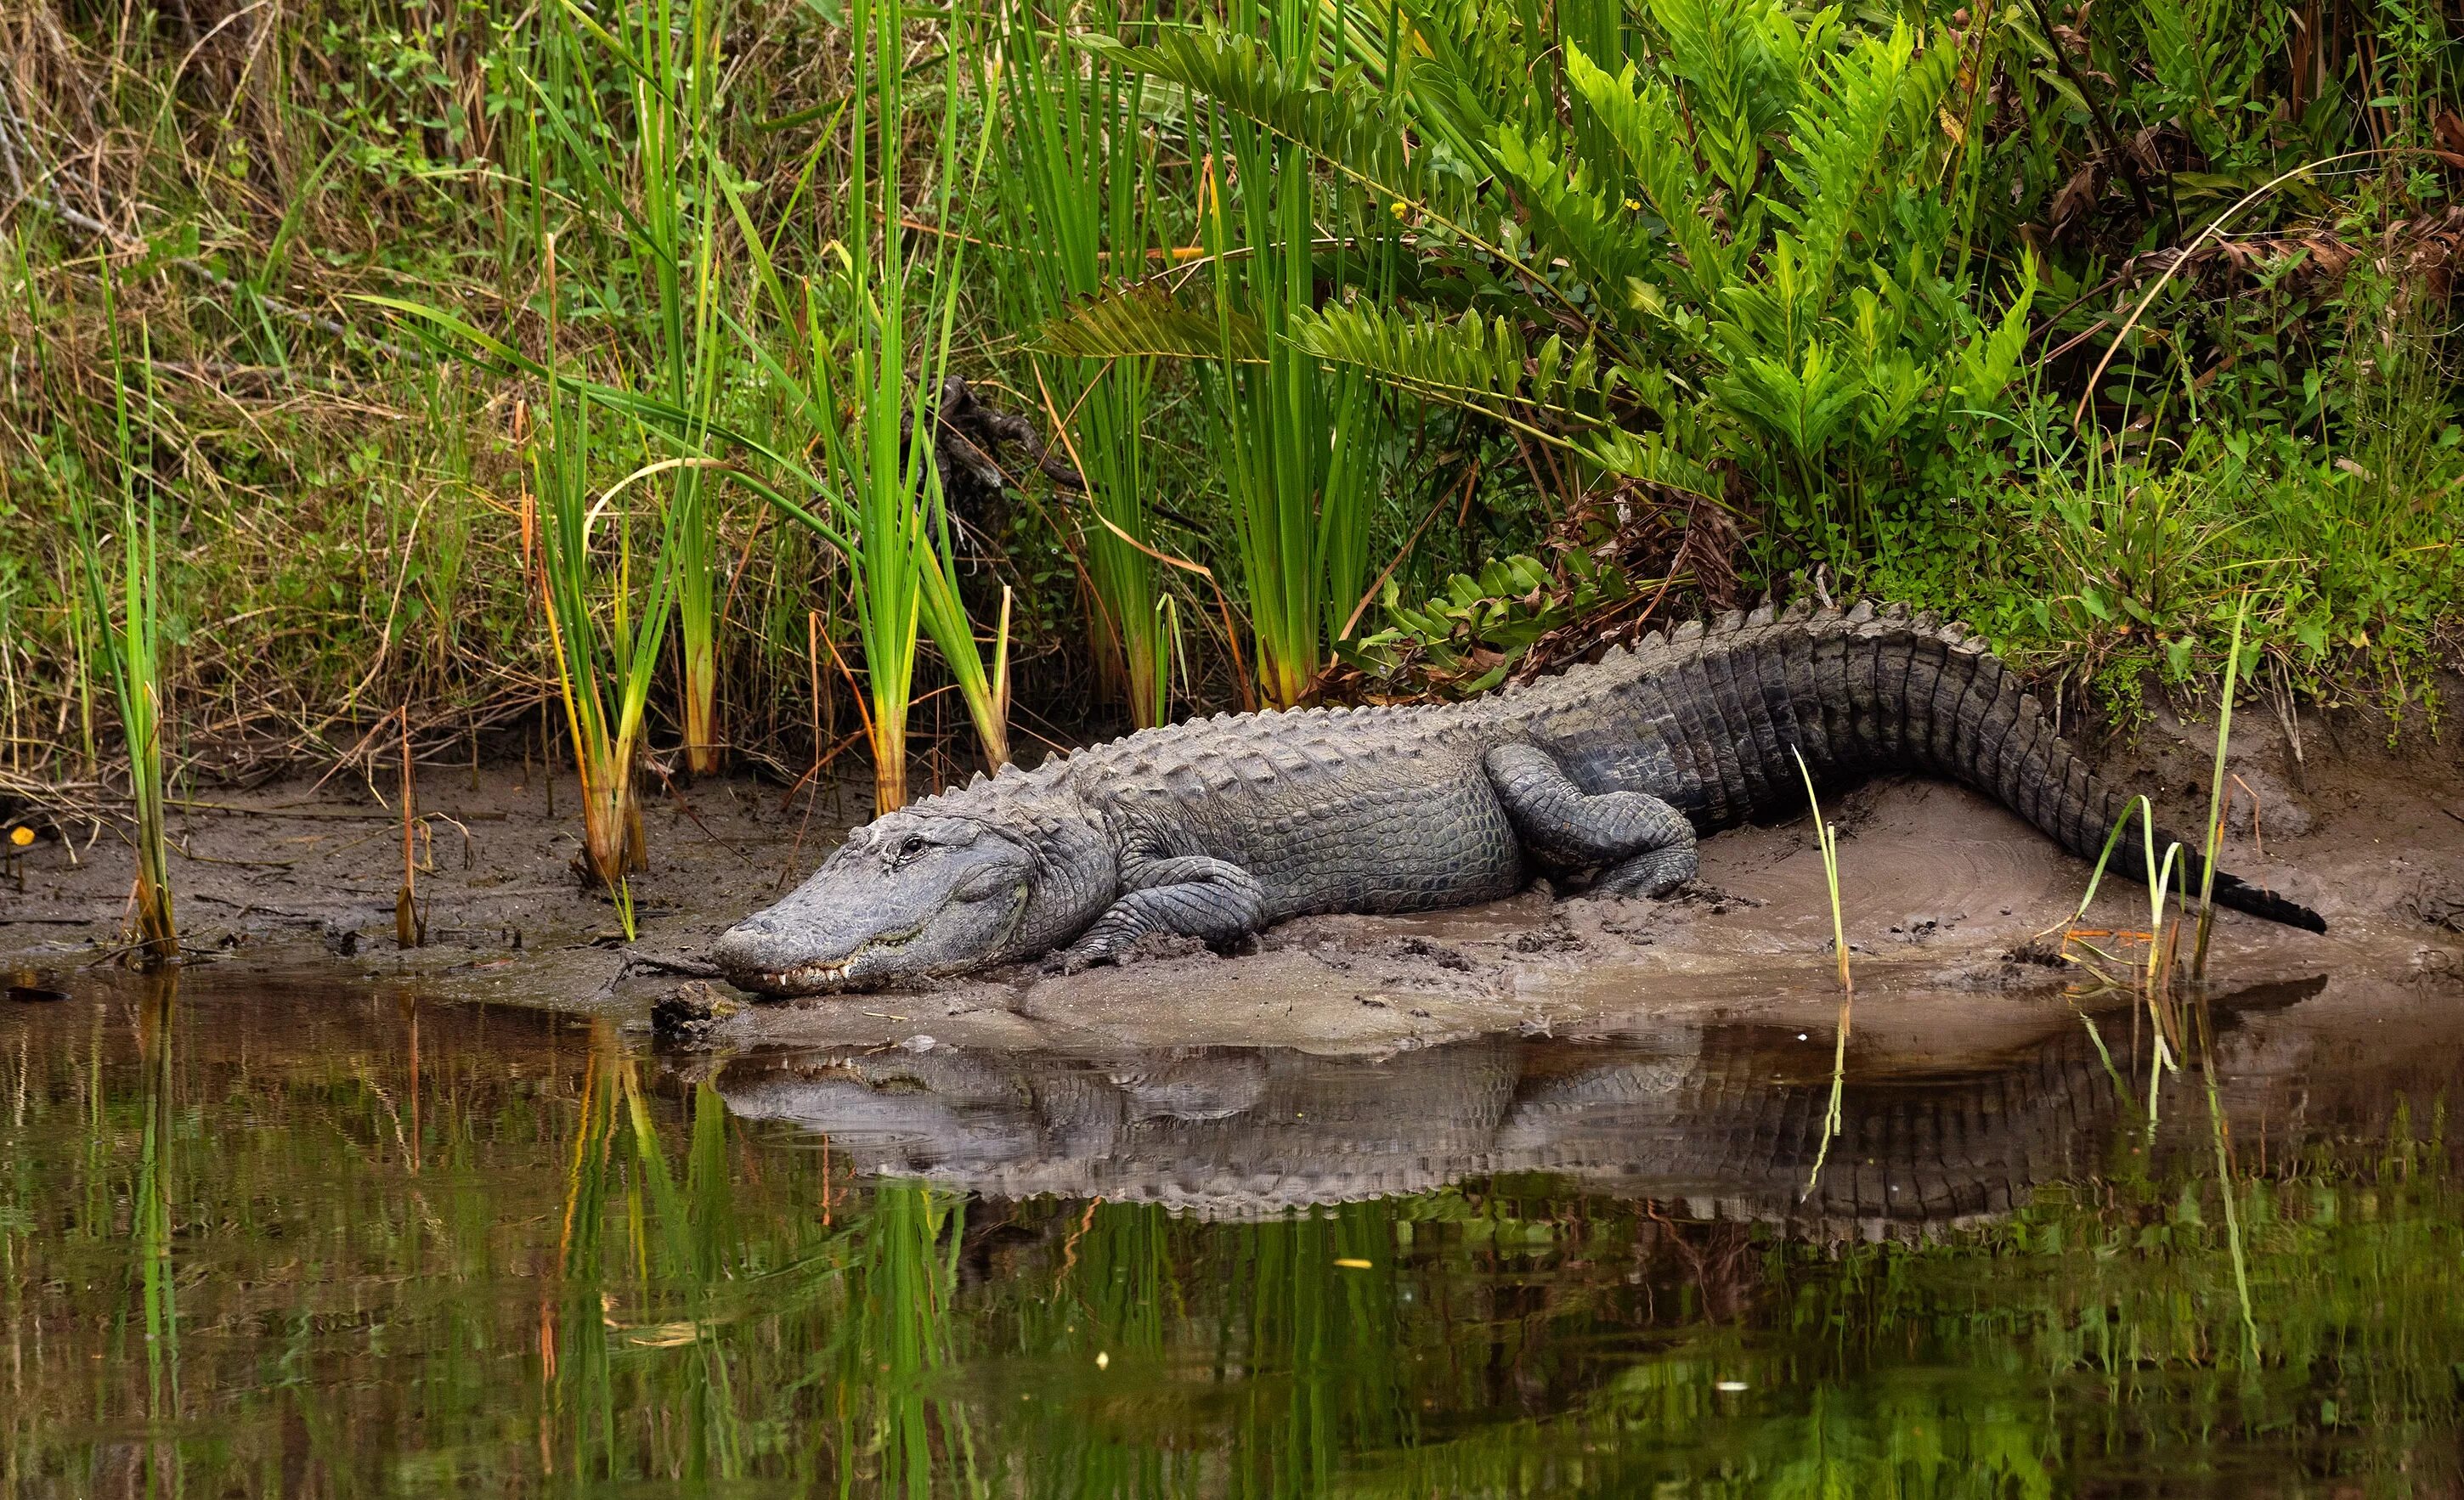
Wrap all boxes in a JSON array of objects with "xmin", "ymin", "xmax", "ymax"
[{"xmin": 710, "ymin": 599, "xmax": 2325, "ymax": 995}]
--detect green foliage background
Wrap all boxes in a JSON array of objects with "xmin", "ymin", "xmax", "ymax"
[{"xmin": 0, "ymin": 0, "xmax": 2458, "ymax": 784}]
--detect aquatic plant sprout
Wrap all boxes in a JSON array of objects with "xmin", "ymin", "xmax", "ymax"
[
  {"xmin": 2194, "ymin": 599, "xmax": 2252, "ymax": 979},
  {"xmin": 527, "ymin": 0, "xmax": 736, "ymax": 777},
  {"xmin": 1792, "ymin": 747, "xmax": 1851, "ymax": 1198},
  {"xmin": 528, "ymin": 245, "xmax": 686, "ymax": 925},
  {"xmin": 811, "ymin": 0, "xmax": 1011, "ymax": 805},
  {"xmin": 66, "ymin": 273, "xmax": 176, "ymax": 966}
]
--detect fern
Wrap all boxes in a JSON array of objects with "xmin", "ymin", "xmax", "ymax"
[
  {"xmin": 1293, "ymin": 302, "xmax": 1604, "ymax": 416},
  {"xmin": 1563, "ymin": 47, "xmax": 1733, "ymax": 310},
  {"xmin": 1081, "ymin": 0, "xmax": 2034, "ymax": 571},
  {"xmin": 1043, "ymin": 286, "xmax": 1269, "ymax": 364}
]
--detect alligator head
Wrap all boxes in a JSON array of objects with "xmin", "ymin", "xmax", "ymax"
[{"xmin": 710, "ymin": 791, "xmax": 1111, "ymax": 996}]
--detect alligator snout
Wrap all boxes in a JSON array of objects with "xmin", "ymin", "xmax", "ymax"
[{"xmin": 709, "ymin": 915, "xmax": 787, "ymax": 985}]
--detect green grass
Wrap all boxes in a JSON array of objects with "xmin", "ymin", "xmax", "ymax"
[
  {"xmin": 61, "ymin": 273, "xmax": 177, "ymax": 963},
  {"xmin": 528, "ymin": 251, "xmax": 680, "ymax": 918},
  {"xmin": 1190, "ymin": 0, "xmax": 1393, "ymax": 708},
  {"xmin": 994, "ymin": 0, "xmax": 1174, "ymax": 728},
  {"xmin": 0, "ymin": 0, "xmax": 2454, "ymax": 852}
]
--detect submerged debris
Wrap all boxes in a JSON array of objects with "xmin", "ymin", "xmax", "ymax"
[{"xmin": 653, "ymin": 981, "xmax": 740, "ymax": 1047}]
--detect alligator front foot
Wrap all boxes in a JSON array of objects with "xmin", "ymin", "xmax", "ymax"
[{"xmin": 1056, "ymin": 855, "xmax": 1265, "ymax": 972}]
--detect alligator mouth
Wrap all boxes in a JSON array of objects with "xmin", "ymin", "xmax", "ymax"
[{"xmin": 748, "ymin": 918, "xmax": 929, "ymax": 995}]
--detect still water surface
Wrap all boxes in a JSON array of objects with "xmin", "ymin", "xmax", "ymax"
[{"xmin": 3, "ymin": 966, "xmax": 2460, "ymax": 1497}]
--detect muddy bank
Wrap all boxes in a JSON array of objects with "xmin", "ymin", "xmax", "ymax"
[{"xmin": 5, "ymin": 692, "xmax": 2461, "ymax": 1055}]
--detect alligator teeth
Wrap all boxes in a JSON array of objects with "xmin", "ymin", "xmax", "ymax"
[{"xmin": 771, "ymin": 957, "xmax": 855, "ymax": 990}]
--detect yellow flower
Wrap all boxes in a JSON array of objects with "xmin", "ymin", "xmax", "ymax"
[{"xmin": 8, "ymin": 826, "xmax": 31, "ymax": 847}]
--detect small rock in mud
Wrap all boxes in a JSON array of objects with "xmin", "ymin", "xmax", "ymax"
[
  {"xmin": 2403, "ymin": 880, "xmax": 2464, "ymax": 934},
  {"xmin": 653, "ymin": 981, "xmax": 740, "ymax": 1046},
  {"xmin": 1380, "ymin": 936, "xmax": 1474, "ymax": 971},
  {"xmin": 1511, "ymin": 926, "xmax": 1583, "ymax": 955},
  {"xmin": 2002, "ymin": 939, "xmax": 2068, "ymax": 968}
]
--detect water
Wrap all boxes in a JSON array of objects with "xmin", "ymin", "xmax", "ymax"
[{"xmin": 4, "ymin": 966, "xmax": 2461, "ymax": 1497}]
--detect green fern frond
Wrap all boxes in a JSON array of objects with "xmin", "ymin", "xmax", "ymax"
[
  {"xmin": 1490, "ymin": 125, "xmax": 1664, "ymax": 320},
  {"xmin": 1642, "ymin": 0, "xmax": 1803, "ymax": 200},
  {"xmin": 1292, "ymin": 302, "xmax": 1607, "ymax": 417},
  {"xmin": 1953, "ymin": 251, "xmax": 2039, "ymax": 408},
  {"xmin": 1099, "ymin": 28, "xmax": 1437, "ymax": 217},
  {"xmin": 1042, "ymin": 286, "xmax": 1268, "ymax": 364},
  {"xmin": 1563, "ymin": 47, "xmax": 1733, "ymax": 307},
  {"xmin": 1582, "ymin": 426, "xmax": 1724, "ymax": 501}
]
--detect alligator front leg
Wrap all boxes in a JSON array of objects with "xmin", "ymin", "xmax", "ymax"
[
  {"xmin": 1061, "ymin": 855, "xmax": 1266, "ymax": 968},
  {"xmin": 1484, "ymin": 743, "xmax": 1699, "ymax": 897}
]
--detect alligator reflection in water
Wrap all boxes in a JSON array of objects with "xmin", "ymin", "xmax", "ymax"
[{"xmin": 719, "ymin": 977, "xmax": 2331, "ymax": 1228}]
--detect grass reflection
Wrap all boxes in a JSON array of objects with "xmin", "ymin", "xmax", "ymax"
[{"xmin": 0, "ymin": 975, "xmax": 2460, "ymax": 1497}]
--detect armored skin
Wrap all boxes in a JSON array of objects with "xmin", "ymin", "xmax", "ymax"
[{"xmin": 709, "ymin": 600, "xmax": 2326, "ymax": 996}]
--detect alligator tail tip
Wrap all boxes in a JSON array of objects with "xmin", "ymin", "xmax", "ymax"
[{"xmin": 2215, "ymin": 872, "xmax": 2328, "ymax": 934}]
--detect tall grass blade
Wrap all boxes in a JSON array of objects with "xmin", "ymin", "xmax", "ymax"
[
  {"xmin": 543, "ymin": 0, "xmax": 735, "ymax": 777},
  {"xmin": 67, "ymin": 271, "xmax": 176, "ymax": 965},
  {"xmin": 530, "ymin": 240, "xmax": 683, "ymax": 924},
  {"xmin": 731, "ymin": 0, "xmax": 1009, "ymax": 809},
  {"xmin": 1792, "ymin": 748, "xmax": 1852, "ymax": 1198},
  {"xmin": 1197, "ymin": 1, "xmax": 1394, "ymax": 708},
  {"xmin": 2193, "ymin": 597, "xmax": 2250, "ymax": 979},
  {"xmin": 996, "ymin": 3, "xmax": 1171, "ymax": 727}
]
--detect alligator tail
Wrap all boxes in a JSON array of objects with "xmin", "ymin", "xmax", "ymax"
[
  {"xmin": 1844, "ymin": 603, "xmax": 2330, "ymax": 936},
  {"xmin": 1607, "ymin": 600, "xmax": 2328, "ymax": 935}
]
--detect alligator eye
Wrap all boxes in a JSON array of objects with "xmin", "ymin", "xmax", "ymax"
[{"xmin": 900, "ymin": 835, "xmax": 927, "ymax": 857}]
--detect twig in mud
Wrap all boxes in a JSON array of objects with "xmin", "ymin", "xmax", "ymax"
[
  {"xmin": 642, "ymin": 763, "xmax": 759, "ymax": 866},
  {"xmin": 167, "ymin": 838, "xmax": 296, "ymax": 870},
  {"xmin": 397, "ymin": 712, "xmax": 426, "ymax": 950}
]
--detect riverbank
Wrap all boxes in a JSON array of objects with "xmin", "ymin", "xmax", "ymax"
[{"xmin": 7, "ymin": 683, "xmax": 2458, "ymax": 1057}]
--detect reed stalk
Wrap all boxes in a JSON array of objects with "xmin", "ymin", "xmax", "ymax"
[
  {"xmin": 2192, "ymin": 598, "xmax": 2251, "ymax": 980},
  {"xmin": 397, "ymin": 711, "xmax": 424, "ymax": 949},
  {"xmin": 1199, "ymin": 0, "xmax": 1391, "ymax": 708},
  {"xmin": 996, "ymin": 1, "xmax": 1171, "ymax": 727},
  {"xmin": 2058, "ymin": 795, "xmax": 2187, "ymax": 1127},
  {"xmin": 540, "ymin": 0, "xmax": 734, "ymax": 778},
  {"xmin": 68, "ymin": 275, "xmax": 176, "ymax": 965},
  {"xmin": 530, "ymin": 240, "xmax": 683, "ymax": 928},
  {"xmin": 723, "ymin": 0, "xmax": 1008, "ymax": 809},
  {"xmin": 1792, "ymin": 748, "xmax": 1852, "ymax": 1197}
]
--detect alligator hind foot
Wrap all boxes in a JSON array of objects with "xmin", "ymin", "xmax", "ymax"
[
  {"xmin": 1590, "ymin": 844, "xmax": 1698, "ymax": 899},
  {"xmin": 1485, "ymin": 742, "xmax": 1700, "ymax": 899}
]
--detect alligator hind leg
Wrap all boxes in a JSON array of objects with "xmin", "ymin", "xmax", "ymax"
[
  {"xmin": 1060, "ymin": 855, "xmax": 1266, "ymax": 969},
  {"xmin": 1484, "ymin": 743, "xmax": 1699, "ymax": 899}
]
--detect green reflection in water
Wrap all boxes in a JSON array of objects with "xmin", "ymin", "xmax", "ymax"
[{"xmin": 0, "ymin": 975, "xmax": 2459, "ymax": 1497}]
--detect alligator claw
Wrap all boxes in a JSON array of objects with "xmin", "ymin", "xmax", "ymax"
[{"xmin": 1054, "ymin": 940, "xmax": 1116, "ymax": 975}]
